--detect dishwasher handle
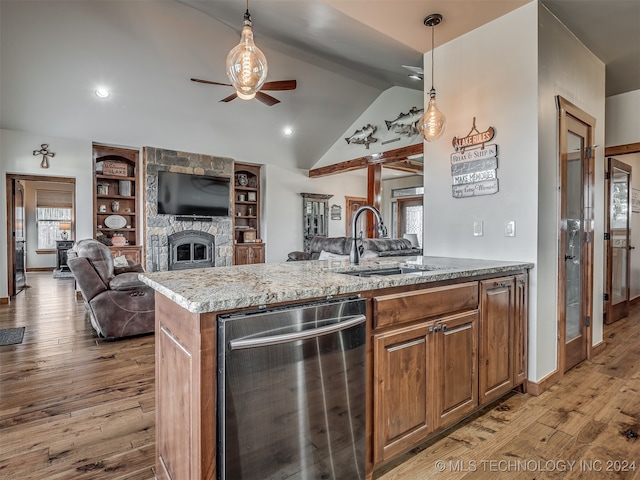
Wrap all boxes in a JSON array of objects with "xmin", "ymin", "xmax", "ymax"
[{"xmin": 229, "ymin": 314, "xmax": 366, "ymax": 351}]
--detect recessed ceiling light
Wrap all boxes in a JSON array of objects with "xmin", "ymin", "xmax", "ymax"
[
  {"xmin": 283, "ymin": 126, "xmax": 293, "ymax": 136},
  {"xmin": 408, "ymin": 74, "xmax": 423, "ymax": 81},
  {"xmin": 95, "ymin": 87, "xmax": 110, "ymax": 99}
]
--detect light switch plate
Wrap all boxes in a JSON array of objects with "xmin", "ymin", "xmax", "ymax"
[
  {"xmin": 473, "ymin": 221, "xmax": 483, "ymax": 237},
  {"xmin": 505, "ymin": 220, "xmax": 516, "ymax": 237}
]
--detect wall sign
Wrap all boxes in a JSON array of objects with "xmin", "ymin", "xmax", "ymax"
[{"xmin": 450, "ymin": 118, "xmax": 499, "ymax": 198}]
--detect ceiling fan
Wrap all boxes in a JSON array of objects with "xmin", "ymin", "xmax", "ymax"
[{"xmin": 190, "ymin": 78, "xmax": 297, "ymax": 106}]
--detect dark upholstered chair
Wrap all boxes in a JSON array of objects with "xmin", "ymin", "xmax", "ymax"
[{"xmin": 67, "ymin": 239, "xmax": 154, "ymax": 340}]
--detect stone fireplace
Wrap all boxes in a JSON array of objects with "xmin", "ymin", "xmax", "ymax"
[{"xmin": 144, "ymin": 147, "xmax": 234, "ymax": 272}]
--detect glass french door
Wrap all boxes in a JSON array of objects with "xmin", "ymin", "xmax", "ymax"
[
  {"xmin": 605, "ymin": 158, "xmax": 632, "ymax": 324},
  {"xmin": 558, "ymin": 96, "xmax": 594, "ymax": 373}
]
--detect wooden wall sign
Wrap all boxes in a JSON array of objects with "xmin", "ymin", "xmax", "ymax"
[{"xmin": 450, "ymin": 119, "xmax": 499, "ymax": 198}]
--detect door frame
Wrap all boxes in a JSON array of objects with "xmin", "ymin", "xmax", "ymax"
[
  {"xmin": 345, "ymin": 196, "xmax": 367, "ymax": 237},
  {"xmin": 395, "ymin": 195, "xmax": 423, "ymax": 239},
  {"xmin": 556, "ymin": 96, "xmax": 595, "ymax": 374},
  {"xmin": 5, "ymin": 174, "xmax": 75, "ymax": 297}
]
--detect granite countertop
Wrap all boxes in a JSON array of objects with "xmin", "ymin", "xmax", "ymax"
[{"xmin": 139, "ymin": 256, "xmax": 534, "ymax": 314}]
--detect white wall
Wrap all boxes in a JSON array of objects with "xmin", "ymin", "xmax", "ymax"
[
  {"xmin": 0, "ymin": 129, "xmax": 94, "ymax": 297},
  {"xmin": 314, "ymin": 86, "xmax": 424, "ymax": 169},
  {"xmin": 423, "ymin": 6, "xmax": 538, "ymax": 262},
  {"xmin": 538, "ymin": 2, "xmax": 606, "ymax": 371},
  {"xmin": 605, "ymin": 91, "xmax": 640, "ymax": 147},
  {"xmin": 263, "ymin": 165, "xmax": 367, "ymax": 262}
]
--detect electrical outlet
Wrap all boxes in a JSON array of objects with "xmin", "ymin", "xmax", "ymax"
[
  {"xmin": 505, "ymin": 220, "xmax": 516, "ymax": 237},
  {"xmin": 473, "ymin": 221, "xmax": 483, "ymax": 237}
]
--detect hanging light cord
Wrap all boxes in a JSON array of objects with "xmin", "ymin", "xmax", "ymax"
[{"xmin": 430, "ymin": 22, "xmax": 435, "ymax": 91}]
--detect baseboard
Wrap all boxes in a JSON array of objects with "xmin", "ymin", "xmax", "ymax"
[
  {"xmin": 591, "ymin": 340, "xmax": 606, "ymax": 357},
  {"xmin": 525, "ymin": 368, "xmax": 561, "ymax": 396},
  {"xmin": 0, "ymin": 297, "xmax": 9, "ymax": 305}
]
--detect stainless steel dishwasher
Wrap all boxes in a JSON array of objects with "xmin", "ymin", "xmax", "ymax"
[{"xmin": 218, "ymin": 296, "xmax": 367, "ymax": 480}]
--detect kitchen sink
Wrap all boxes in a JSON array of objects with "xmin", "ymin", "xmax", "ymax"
[
  {"xmin": 336, "ymin": 264, "xmax": 452, "ymax": 277},
  {"xmin": 337, "ymin": 266, "xmax": 419, "ymax": 277}
]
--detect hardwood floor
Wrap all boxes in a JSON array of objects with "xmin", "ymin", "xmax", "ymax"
[
  {"xmin": 0, "ymin": 272, "xmax": 155, "ymax": 479},
  {"xmin": 1, "ymin": 273, "xmax": 638, "ymax": 479}
]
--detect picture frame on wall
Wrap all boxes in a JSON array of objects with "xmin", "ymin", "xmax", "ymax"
[{"xmin": 247, "ymin": 191, "xmax": 256, "ymax": 202}]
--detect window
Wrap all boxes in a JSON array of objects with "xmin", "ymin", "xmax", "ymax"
[{"xmin": 36, "ymin": 190, "xmax": 73, "ymax": 250}]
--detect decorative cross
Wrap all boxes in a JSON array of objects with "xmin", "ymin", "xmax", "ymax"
[{"xmin": 32, "ymin": 144, "xmax": 55, "ymax": 168}]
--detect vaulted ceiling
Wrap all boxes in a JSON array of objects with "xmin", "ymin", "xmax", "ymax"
[{"xmin": 1, "ymin": 1, "xmax": 637, "ymax": 175}]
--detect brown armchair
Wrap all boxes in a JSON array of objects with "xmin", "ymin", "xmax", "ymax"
[{"xmin": 67, "ymin": 239, "xmax": 154, "ymax": 340}]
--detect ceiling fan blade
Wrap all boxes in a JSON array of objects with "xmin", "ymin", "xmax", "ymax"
[
  {"xmin": 256, "ymin": 91, "xmax": 280, "ymax": 106},
  {"xmin": 191, "ymin": 78, "xmax": 232, "ymax": 87},
  {"xmin": 261, "ymin": 80, "xmax": 297, "ymax": 91},
  {"xmin": 219, "ymin": 92, "xmax": 238, "ymax": 103}
]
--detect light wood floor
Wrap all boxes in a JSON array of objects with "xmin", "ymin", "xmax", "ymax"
[{"xmin": 1, "ymin": 272, "xmax": 638, "ymax": 479}]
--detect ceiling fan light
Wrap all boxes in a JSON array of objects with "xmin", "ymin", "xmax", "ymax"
[
  {"xmin": 236, "ymin": 91, "xmax": 256, "ymax": 100},
  {"xmin": 226, "ymin": 12, "xmax": 268, "ymax": 100},
  {"xmin": 418, "ymin": 89, "xmax": 446, "ymax": 142}
]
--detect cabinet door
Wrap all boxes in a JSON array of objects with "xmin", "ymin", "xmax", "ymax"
[
  {"xmin": 479, "ymin": 276, "xmax": 515, "ymax": 405},
  {"xmin": 433, "ymin": 310, "xmax": 478, "ymax": 430},
  {"xmin": 373, "ymin": 323, "xmax": 433, "ymax": 464},
  {"xmin": 513, "ymin": 274, "xmax": 528, "ymax": 386},
  {"xmin": 234, "ymin": 244, "xmax": 265, "ymax": 265},
  {"xmin": 109, "ymin": 246, "xmax": 142, "ymax": 265}
]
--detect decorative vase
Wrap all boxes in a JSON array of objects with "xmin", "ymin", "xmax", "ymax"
[{"xmin": 111, "ymin": 201, "xmax": 120, "ymax": 212}]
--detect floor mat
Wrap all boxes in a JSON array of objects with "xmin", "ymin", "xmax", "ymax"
[{"xmin": 0, "ymin": 327, "xmax": 26, "ymax": 346}]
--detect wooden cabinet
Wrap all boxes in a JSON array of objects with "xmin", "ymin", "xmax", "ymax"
[
  {"xmin": 233, "ymin": 163, "xmax": 264, "ymax": 264},
  {"xmin": 432, "ymin": 310, "xmax": 478, "ymax": 430},
  {"xmin": 110, "ymin": 246, "xmax": 142, "ymax": 265},
  {"xmin": 92, "ymin": 144, "xmax": 143, "ymax": 264},
  {"xmin": 372, "ymin": 274, "xmax": 528, "ymax": 466},
  {"xmin": 234, "ymin": 244, "xmax": 265, "ymax": 265},
  {"xmin": 479, "ymin": 276, "xmax": 516, "ymax": 405},
  {"xmin": 373, "ymin": 322, "xmax": 434, "ymax": 464},
  {"xmin": 372, "ymin": 282, "xmax": 479, "ymax": 464}
]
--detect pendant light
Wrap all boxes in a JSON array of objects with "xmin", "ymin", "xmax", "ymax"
[
  {"xmin": 225, "ymin": 0, "xmax": 268, "ymax": 100},
  {"xmin": 418, "ymin": 14, "xmax": 446, "ymax": 142}
]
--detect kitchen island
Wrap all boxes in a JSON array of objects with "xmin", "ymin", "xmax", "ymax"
[{"xmin": 140, "ymin": 256, "xmax": 533, "ymax": 480}]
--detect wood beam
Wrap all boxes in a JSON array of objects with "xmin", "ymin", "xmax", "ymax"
[
  {"xmin": 384, "ymin": 160, "xmax": 423, "ymax": 174},
  {"xmin": 605, "ymin": 142, "xmax": 640, "ymax": 157},
  {"xmin": 366, "ymin": 163, "xmax": 382, "ymax": 238},
  {"xmin": 308, "ymin": 143, "xmax": 423, "ymax": 178}
]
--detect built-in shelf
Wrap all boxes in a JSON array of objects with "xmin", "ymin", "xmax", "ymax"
[
  {"xmin": 233, "ymin": 163, "xmax": 264, "ymax": 264},
  {"xmin": 93, "ymin": 143, "xmax": 142, "ymax": 264}
]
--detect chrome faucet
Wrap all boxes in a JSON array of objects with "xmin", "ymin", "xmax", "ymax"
[{"xmin": 350, "ymin": 205, "xmax": 388, "ymax": 264}]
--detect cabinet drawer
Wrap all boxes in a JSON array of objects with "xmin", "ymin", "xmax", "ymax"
[{"xmin": 374, "ymin": 282, "xmax": 478, "ymax": 328}]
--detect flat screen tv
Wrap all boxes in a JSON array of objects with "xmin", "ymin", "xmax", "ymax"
[{"xmin": 157, "ymin": 171, "xmax": 230, "ymax": 217}]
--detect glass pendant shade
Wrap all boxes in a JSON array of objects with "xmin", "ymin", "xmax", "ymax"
[
  {"xmin": 226, "ymin": 15, "xmax": 268, "ymax": 100},
  {"xmin": 418, "ymin": 88, "xmax": 446, "ymax": 142}
]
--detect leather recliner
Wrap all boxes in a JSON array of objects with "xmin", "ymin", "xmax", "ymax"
[{"xmin": 67, "ymin": 239, "xmax": 154, "ymax": 339}]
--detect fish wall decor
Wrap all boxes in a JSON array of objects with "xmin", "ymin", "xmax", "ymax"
[
  {"xmin": 384, "ymin": 107, "xmax": 424, "ymax": 137},
  {"xmin": 345, "ymin": 124, "xmax": 378, "ymax": 149}
]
